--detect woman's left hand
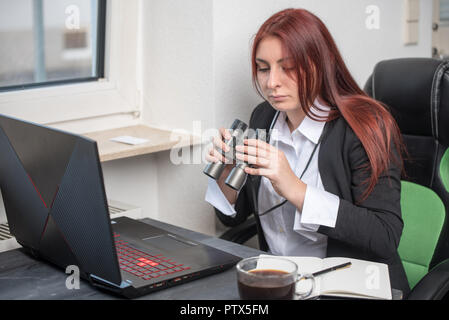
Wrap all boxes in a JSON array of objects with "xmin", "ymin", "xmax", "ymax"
[{"xmin": 235, "ymin": 139, "xmax": 307, "ymax": 209}]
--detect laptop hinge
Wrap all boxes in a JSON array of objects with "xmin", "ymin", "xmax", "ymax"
[{"xmin": 89, "ymin": 274, "xmax": 131, "ymax": 293}]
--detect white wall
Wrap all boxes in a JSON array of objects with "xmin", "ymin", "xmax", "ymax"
[
  {"xmin": 138, "ymin": 0, "xmax": 217, "ymax": 235},
  {"xmin": 102, "ymin": 154, "xmax": 159, "ymax": 221},
  {"xmin": 0, "ymin": 0, "xmax": 434, "ymax": 238},
  {"xmin": 141, "ymin": 0, "xmax": 215, "ymax": 131}
]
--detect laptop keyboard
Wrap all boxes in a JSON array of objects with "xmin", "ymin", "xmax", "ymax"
[{"xmin": 113, "ymin": 233, "xmax": 191, "ymax": 280}]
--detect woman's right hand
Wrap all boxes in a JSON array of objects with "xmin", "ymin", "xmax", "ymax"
[
  {"xmin": 206, "ymin": 127, "xmax": 238, "ymax": 204},
  {"xmin": 205, "ymin": 127, "xmax": 233, "ymax": 167}
]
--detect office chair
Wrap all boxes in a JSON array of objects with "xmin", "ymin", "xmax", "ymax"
[{"xmin": 364, "ymin": 57, "xmax": 449, "ymax": 299}]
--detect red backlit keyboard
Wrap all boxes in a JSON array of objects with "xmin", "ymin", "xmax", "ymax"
[{"xmin": 114, "ymin": 233, "xmax": 191, "ymax": 280}]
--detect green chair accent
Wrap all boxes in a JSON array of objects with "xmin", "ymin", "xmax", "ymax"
[
  {"xmin": 441, "ymin": 148, "xmax": 449, "ymax": 193},
  {"xmin": 398, "ymin": 181, "xmax": 446, "ymax": 289}
]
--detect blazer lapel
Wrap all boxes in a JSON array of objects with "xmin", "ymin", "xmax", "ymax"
[
  {"xmin": 317, "ymin": 120, "xmax": 336, "ymax": 193},
  {"xmin": 317, "ymin": 117, "xmax": 353, "ymax": 202}
]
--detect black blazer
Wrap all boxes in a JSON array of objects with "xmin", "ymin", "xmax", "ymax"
[{"xmin": 215, "ymin": 101, "xmax": 410, "ymax": 296}]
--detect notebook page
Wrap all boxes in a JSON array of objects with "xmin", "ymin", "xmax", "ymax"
[
  {"xmin": 319, "ymin": 257, "xmax": 392, "ymax": 300},
  {"xmin": 258, "ymin": 255, "xmax": 323, "ymax": 274}
]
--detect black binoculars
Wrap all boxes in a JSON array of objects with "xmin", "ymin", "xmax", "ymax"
[{"xmin": 203, "ymin": 119, "xmax": 266, "ymax": 191}]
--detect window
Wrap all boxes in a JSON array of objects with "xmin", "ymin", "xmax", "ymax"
[
  {"xmin": 0, "ymin": 0, "xmax": 106, "ymax": 91},
  {"xmin": 441, "ymin": 0, "xmax": 449, "ymax": 22},
  {"xmin": 0, "ymin": 0, "xmax": 140, "ymax": 128}
]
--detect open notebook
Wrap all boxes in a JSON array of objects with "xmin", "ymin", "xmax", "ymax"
[{"xmin": 259, "ymin": 255, "xmax": 392, "ymax": 300}]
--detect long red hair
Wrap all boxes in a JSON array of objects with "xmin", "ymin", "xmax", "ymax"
[{"xmin": 251, "ymin": 8, "xmax": 405, "ymax": 202}]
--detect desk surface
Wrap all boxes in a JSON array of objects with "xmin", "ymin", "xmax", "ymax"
[
  {"xmin": 0, "ymin": 218, "xmax": 261, "ymax": 300},
  {"xmin": 0, "ymin": 218, "xmax": 402, "ymax": 300}
]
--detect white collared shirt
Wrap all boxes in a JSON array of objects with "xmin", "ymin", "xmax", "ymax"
[{"xmin": 205, "ymin": 102, "xmax": 340, "ymax": 258}]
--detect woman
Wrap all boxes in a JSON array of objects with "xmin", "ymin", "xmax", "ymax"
[{"xmin": 205, "ymin": 8, "xmax": 410, "ymax": 295}]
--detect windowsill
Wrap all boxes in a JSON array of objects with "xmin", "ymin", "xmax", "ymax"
[{"xmin": 83, "ymin": 124, "xmax": 202, "ymax": 162}]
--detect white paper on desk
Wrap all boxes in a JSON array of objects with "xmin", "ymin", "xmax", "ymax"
[{"xmin": 110, "ymin": 136, "xmax": 149, "ymax": 145}]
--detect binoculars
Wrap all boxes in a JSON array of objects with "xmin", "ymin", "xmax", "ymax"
[{"xmin": 203, "ymin": 119, "xmax": 266, "ymax": 191}]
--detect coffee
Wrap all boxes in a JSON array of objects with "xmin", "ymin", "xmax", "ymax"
[{"xmin": 237, "ymin": 269, "xmax": 295, "ymax": 300}]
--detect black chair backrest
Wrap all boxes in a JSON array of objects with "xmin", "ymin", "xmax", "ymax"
[{"xmin": 364, "ymin": 58, "xmax": 449, "ymax": 268}]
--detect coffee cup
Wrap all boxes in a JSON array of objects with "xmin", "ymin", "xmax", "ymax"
[{"xmin": 236, "ymin": 256, "xmax": 315, "ymax": 300}]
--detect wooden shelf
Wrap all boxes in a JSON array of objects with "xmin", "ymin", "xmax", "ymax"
[{"xmin": 83, "ymin": 125, "xmax": 202, "ymax": 162}]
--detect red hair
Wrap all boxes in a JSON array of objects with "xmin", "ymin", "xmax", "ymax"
[{"xmin": 251, "ymin": 8, "xmax": 405, "ymax": 202}]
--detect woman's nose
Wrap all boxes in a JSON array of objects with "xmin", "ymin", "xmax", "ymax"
[{"xmin": 267, "ymin": 68, "xmax": 281, "ymax": 89}]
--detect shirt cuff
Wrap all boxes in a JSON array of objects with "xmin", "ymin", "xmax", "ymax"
[
  {"xmin": 294, "ymin": 185, "xmax": 339, "ymax": 241},
  {"xmin": 205, "ymin": 177, "xmax": 237, "ymax": 217},
  {"xmin": 301, "ymin": 185, "xmax": 339, "ymax": 227}
]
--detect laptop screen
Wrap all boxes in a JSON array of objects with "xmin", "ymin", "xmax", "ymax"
[{"xmin": 0, "ymin": 114, "xmax": 122, "ymax": 285}]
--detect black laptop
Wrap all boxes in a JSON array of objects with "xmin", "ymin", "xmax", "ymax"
[{"xmin": 0, "ymin": 114, "xmax": 241, "ymax": 298}]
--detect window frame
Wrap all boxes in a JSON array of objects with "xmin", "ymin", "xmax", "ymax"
[{"xmin": 0, "ymin": 0, "xmax": 141, "ymax": 128}]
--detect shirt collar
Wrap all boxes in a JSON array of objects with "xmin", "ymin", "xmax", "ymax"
[{"xmin": 270, "ymin": 99, "xmax": 329, "ymax": 145}]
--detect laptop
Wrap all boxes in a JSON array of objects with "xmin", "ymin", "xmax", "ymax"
[{"xmin": 0, "ymin": 114, "xmax": 241, "ymax": 298}]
